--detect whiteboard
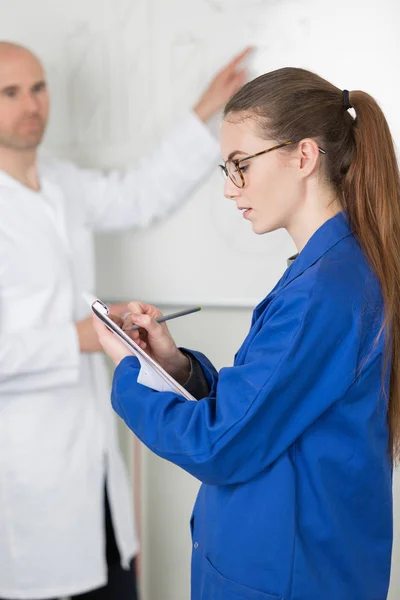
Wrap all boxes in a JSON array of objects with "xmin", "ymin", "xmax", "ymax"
[{"xmin": 1, "ymin": 0, "xmax": 399, "ymax": 306}]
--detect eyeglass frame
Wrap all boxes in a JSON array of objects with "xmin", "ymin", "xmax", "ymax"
[{"xmin": 219, "ymin": 141, "xmax": 327, "ymax": 188}]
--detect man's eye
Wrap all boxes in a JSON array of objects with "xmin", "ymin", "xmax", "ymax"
[
  {"xmin": 3, "ymin": 88, "xmax": 17, "ymax": 98},
  {"xmin": 32, "ymin": 82, "xmax": 46, "ymax": 94}
]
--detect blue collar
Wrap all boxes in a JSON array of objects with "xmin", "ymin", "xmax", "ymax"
[{"xmin": 279, "ymin": 211, "xmax": 352, "ymax": 290}]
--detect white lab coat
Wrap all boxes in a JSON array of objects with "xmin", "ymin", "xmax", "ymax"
[{"xmin": 0, "ymin": 112, "xmax": 219, "ymax": 599}]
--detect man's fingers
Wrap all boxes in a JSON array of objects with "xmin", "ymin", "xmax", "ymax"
[
  {"xmin": 230, "ymin": 69, "xmax": 247, "ymax": 92},
  {"xmin": 224, "ymin": 46, "xmax": 253, "ymax": 72}
]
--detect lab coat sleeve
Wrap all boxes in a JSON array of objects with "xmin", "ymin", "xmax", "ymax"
[
  {"xmin": 111, "ymin": 265, "xmax": 363, "ymax": 485},
  {"xmin": 73, "ymin": 112, "xmax": 219, "ymax": 231},
  {"xmin": 0, "ymin": 324, "xmax": 81, "ymax": 394}
]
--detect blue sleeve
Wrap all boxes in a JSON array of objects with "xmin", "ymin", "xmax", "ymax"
[
  {"xmin": 179, "ymin": 350, "xmax": 216, "ymax": 399},
  {"xmin": 111, "ymin": 267, "xmax": 364, "ymax": 486},
  {"xmin": 181, "ymin": 349, "xmax": 219, "ymax": 397}
]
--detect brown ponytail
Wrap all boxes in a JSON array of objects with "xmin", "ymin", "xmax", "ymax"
[
  {"xmin": 343, "ymin": 91, "xmax": 400, "ymax": 459},
  {"xmin": 224, "ymin": 68, "xmax": 400, "ymax": 460}
]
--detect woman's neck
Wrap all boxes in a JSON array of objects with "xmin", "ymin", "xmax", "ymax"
[{"xmin": 287, "ymin": 186, "xmax": 342, "ymax": 252}]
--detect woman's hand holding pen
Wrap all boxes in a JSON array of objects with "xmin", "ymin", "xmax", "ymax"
[
  {"xmin": 93, "ymin": 300, "xmax": 191, "ymax": 382},
  {"xmin": 121, "ymin": 302, "xmax": 191, "ymax": 383}
]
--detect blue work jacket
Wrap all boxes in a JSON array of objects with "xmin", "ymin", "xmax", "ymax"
[{"xmin": 112, "ymin": 212, "xmax": 392, "ymax": 600}]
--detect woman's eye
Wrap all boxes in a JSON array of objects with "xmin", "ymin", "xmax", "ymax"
[{"xmin": 240, "ymin": 165, "xmax": 249, "ymax": 173}]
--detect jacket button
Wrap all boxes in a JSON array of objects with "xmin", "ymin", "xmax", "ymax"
[{"xmin": 193, "ymin": 542, "xmax": 199, "ymax": 549}]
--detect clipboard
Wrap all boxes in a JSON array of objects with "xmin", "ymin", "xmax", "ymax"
[{"xmin": 83, "ymin": 293, "xmax": 196, "ymax": 401}]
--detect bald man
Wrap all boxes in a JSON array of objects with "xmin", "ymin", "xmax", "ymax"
[{"xmin": 0, "ymin": 42, "xmax": 249, "ymax": 600}]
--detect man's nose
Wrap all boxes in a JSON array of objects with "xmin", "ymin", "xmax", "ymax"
[{"xmin": 23, "ymin": 92, "xmax": 41, "ymax": 114}]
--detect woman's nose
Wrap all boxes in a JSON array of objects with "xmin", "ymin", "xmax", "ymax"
[{"xmin": 224, "ymin": 177, "xmax": 240, "ymax": 200}]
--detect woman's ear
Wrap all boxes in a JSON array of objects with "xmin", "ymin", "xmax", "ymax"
[{"xmin": 297, "ymin": 138, "xmax": 322, "ymax": 177}]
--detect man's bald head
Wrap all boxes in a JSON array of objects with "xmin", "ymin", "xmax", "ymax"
[
  {"xmin": 0, "ymin": 41, "xmax": 39, "ymax": 59},
  {"xmin": 0, "ymin": 41, "xmax": 49, "ymax": 151}
]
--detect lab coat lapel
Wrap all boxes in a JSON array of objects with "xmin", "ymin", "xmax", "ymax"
[
  {"xmin": 235, "ymin": 213, "xmax": 353, "ymax": 366},
  {"xmin": 278, "ymin": 212, "xmax": 352, "ymax": 292}
]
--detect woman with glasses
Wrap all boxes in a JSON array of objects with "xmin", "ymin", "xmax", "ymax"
[{"xmin": 93, "ymin": 67, "xmax": 398, "ymax": 600}]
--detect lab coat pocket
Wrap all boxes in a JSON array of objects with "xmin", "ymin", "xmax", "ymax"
[{"xmin": 201, "ymin": 555, "xmax": 283, "ymax": 600}]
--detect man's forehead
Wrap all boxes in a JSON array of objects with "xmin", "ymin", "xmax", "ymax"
[
  {"xmin": 0, "ymin": 58, "xmax": 45, "ymax": 87},
  {"xmin": 0, "ymin": 44, "xmax": 45, "ymax": 85}
]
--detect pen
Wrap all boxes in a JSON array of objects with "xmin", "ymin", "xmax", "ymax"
[{"xmin": 128, "ymin": 306, "xmax": 201, "ymax": 331}]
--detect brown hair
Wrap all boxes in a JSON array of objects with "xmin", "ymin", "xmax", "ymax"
[{"xmin": 224, "ymin": 67, "xmax": 400, "ymax": 460}]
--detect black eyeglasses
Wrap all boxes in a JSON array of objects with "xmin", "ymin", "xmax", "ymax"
[{"xmin": 219, "ymin": 141, "xmax": 327, "ymax": 188}]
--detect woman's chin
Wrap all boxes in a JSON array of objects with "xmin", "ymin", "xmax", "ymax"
[{"xmin": 251, "ymin": 221, "xmax": 277, "ymax": 235}]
